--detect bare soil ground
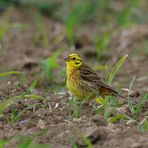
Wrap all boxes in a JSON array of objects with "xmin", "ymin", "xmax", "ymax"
[{"xmin": 0, "ymin": 8, "xmax": 148, "ymax": 148}]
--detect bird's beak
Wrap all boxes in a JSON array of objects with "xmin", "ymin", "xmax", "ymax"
[{"xmin": 64, "ymin": 57, "xmax": 70, "ymax": 61}]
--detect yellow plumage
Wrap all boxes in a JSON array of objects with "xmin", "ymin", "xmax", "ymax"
[{"xmin": 65, "ymin": 53, "xmax": 121, "ymax": 100}]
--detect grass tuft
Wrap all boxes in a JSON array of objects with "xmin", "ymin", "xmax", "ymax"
[
  {"xmin": 0, "ymin": 95, "xmax": 43, "ymax": 114},
  {"xmin": 34, "ymin": 13, "xmax": 50, "ymax": 49},
  {"xmin": 107, "ymin": 54, "xmax": 128, "ymax": 85},
  {"xmin": 69, "ymin": 97, "xmax": 81, "ymax": 118},
  {"xmin": 0, "ymin": 7, "xmax": 12, "ymax": 42},
  {"xmin": 41, "ymin": 49, "xmax": 61, "ymax": 83}
]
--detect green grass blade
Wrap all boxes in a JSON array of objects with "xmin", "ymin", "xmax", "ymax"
[
  {"xmin": 0, "ymin": 95, "xmax": 43, "ymax": 114},
  {"xmin": 136, "ymin": 94, "xmax": 148, "ymax": 114},
  {"xmin": 108, "ymin": 114, "xmax": 130, "ymax": 123},
  {"xmin": 138, "ymin": 117, "xmax": 148, "ymax": 132},
  {"xmin": 74, "ymin": 98, "xmax": 81, "ymax": 118},
  {"xmin": 0, "ymin": 140, "xmax": 7, "ymax": 148},
  {"xmin": 0, "ymin": 71, "xmax": 23, "ymax": 77},
  {"xmin": 0, "ymin": 7, "xmax": 13, "ymax": 42},
  {"xmin": 108, "ymin": 54, "xmax": 128, "ymax": 84},
  {"xmin": 79, "ymin": 133, "xmax": 93, "ymax": 148},
  {"xmin": 96, "ymin": 97, "xmax": 105, "ymax": 105},
  {"xmin": 18, "ymin": 138, "xmax": 33, "ymax": 148},
  {"xmin": 127, "ymin": 76, "xmax": 136, "ymax": 114},
  {"xmin": 128, "ymin": 100, "xmax": 135, "ymax": 114},
  {"xmin": 34, "ymin": 13, "xmax": 50, "ymax": 48},
  {"xmin": 68, "ymin": 98, "xmax": 73, "ymax": 116},
  {"xmin": 28, "ymin": 77, "xmax": 40, "ymax": 93}
]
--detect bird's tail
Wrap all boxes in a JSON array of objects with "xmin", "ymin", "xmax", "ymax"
[{"xmin": 100, "ymin": 86, "xmax": 137, "ymax": 104}]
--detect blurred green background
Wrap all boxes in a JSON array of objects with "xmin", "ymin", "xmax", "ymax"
[
  {"xmin": 0, "ymin": 1, "xmax": 148, "ymax": 147},
  {"xmin": 0, "ymin": 0, "xmax": 147, "ymax": 87}
]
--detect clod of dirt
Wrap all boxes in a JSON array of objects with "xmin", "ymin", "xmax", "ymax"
[
  {"xmin": 131, "ymin": 142, "xmax": 142, "ymax": 148},
  {"xmin": 21, "ymin": 58, "xmax": 38, "ymax": 70},
  {"xmin": 83, "ymin": 48, "xmax": 98, "ymax": 58},
  {"xmin": 92, "ymin": 115, "xmax": 108, "ymax": 126},
  {"xmin": 116, "ymin": 105, "xmax": 131, "ymax": 115},
  {"xmin": 129, "ymin": 89, "xmax": 141, "ymax": 98},
  {"xmin": 76, "ymin": 126, "xmax": 109, "ymax": 147},
  {"xmin": 126, "ymin": 119, "xmax": 137, "ymax": 126},
  {"xmin": 22, "ymin": 61, "xmax": 38, "ymax": 70},
  {"xmin": 73, "ymin": 40, "xmax": 83, "ymax": 50},
  {"xmin": 37, "ymin": 119, "xmax": 46, "ymax": 129}
]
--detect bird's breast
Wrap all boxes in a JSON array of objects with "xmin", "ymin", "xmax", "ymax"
[
  {"xmin": 67, "ymin": 70, "xmax": 80, "ymax": 90},
  {"xmin": 66, "ymin": 69, "xmax": 84, "ymax": 98}
]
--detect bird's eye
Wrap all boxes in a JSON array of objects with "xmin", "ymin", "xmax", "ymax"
[{"xmin": 72, "ymin": 57, "xmax": 76, "ymax": 60}]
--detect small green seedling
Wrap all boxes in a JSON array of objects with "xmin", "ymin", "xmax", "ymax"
[
  {"xmin": 0, "ymin": 95, "xmax": 43, "ymax": 114},
  {"xmin": 69, "ymin": 97, "xmax": 81, "ymax": 118},
  {"xmin": 107, "ymin": 54, "xmax": 128, "ymax": 85},
  {"xmin": 41, "ymin": 49, "xmax": 61, "ymax": 83},
  {"xmin": 138, "ymin": 117, "xmax": 148, "ymax": 132},
  {"xmin": 34, "ymin": 13, "xmax": 50, "ymax": 48}
]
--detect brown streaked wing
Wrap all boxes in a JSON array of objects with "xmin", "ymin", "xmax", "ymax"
[
  {"xmin": 79, "ymin": 63, "xmax": 119, "ymax": 95},
  {"xmin": 79, "ymin": 63, "xmax": 101, "ymax": 82}
]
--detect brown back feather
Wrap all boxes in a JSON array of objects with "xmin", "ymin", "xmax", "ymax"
[{"xmin": 79, "ymin": 63, "xmax": 119, "ymax": 96}]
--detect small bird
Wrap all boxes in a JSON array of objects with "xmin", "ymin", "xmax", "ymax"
[{"xmin": 65, "ymin": 53, "xmax": 124, "ymax": 100}]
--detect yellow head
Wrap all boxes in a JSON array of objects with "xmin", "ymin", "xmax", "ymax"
[{"xmin": 65, "ymin": 53, "xmax": 83, "ymax": 69}]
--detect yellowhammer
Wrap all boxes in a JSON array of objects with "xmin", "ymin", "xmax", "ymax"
[{"xmin": 65, "ymin": 53, "xmax": 124, "ymax": 100}]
